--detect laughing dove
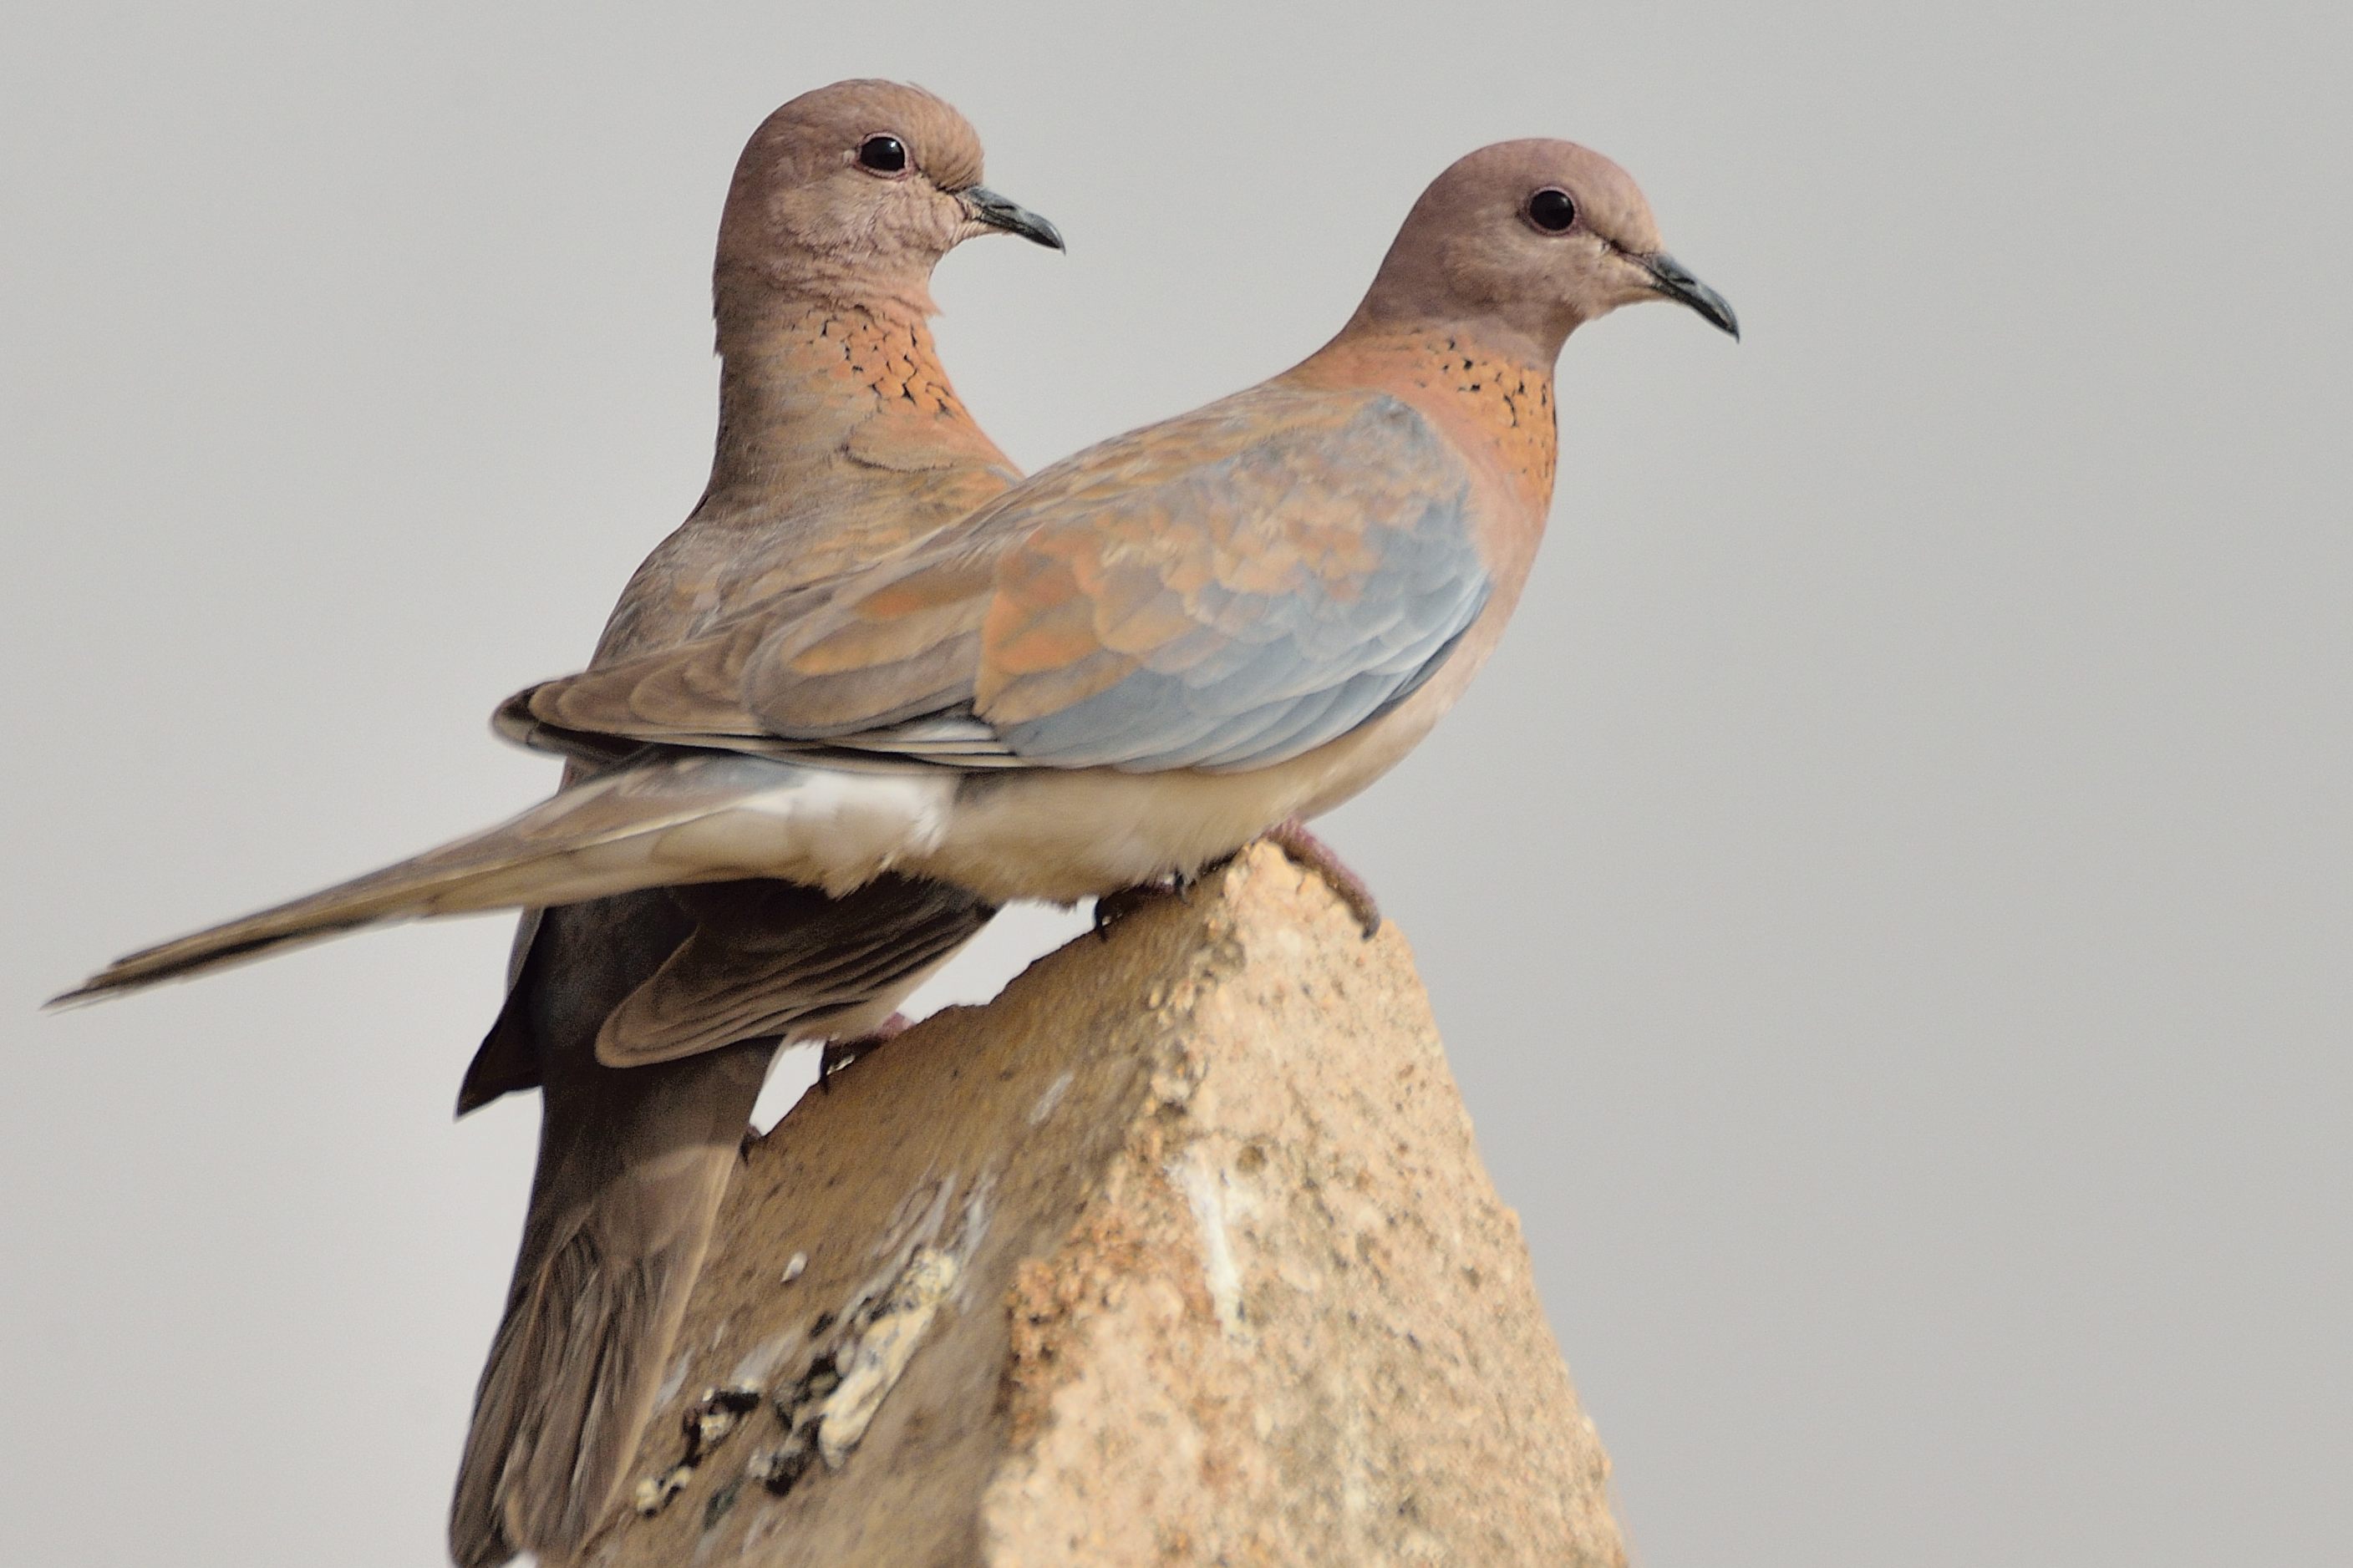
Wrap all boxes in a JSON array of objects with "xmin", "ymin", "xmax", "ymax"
[
  {"xmin": 58, "ymin": 141, "xmax": 1730, "ymax": 1555},
  {"xmin": 424, "ymin": 81, "xmax": 1059, "ymax": 1568},
  {"xmin": 60, "ymin": 137, "xmax": 1734, "ymax": 1007}
]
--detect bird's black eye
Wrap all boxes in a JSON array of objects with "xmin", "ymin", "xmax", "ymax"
[
  {"xmin": 1527, "ymin": 187, "xmax": 1578, "ymax": 233},
  {"xmin": 856, "ymin": 134, "xmax": 909, "ymax": 174}
]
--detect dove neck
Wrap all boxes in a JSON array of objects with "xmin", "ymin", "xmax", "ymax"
[
  {"xmin": 704, "ymin": 285, "xmax": 967, "ymax": 495},
  {"xmin": 1298, "ymin": 326, "xmax": 1558, "ymax": 516}
]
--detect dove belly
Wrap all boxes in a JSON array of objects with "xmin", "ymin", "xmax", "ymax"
[{"xmin": 917, "ymin": 694, "xmax": 1446, "ymax": 905}]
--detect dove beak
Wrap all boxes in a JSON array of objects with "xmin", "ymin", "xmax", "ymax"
[
  {"xmin": 1642, "ymin": 252, "xmax": 1739, "ymax": 339},
  {"xmin": 963, "ymin": 187, "xmax": 1065, "ymax": 251}
]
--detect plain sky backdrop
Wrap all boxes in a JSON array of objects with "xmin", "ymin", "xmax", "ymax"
[{"xmin": 4, "ymin": 3, "xmax": 2345, "ymax": 1565}]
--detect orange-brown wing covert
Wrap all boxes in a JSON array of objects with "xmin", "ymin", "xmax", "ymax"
[{"xmin": 516, "ymin": 383, "xmax": 1492, "ymax": 775}]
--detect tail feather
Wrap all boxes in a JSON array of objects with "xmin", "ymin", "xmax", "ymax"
[
  {"xmin": 450, "ymin": 1227, "xmax": 701, "ymax": 1567},
  {"xmin": 450, "ymin": 1039, "xmax": 770, "ymax": 1568},
  {"xmin": 49, "ymin": 751, "xmax": 844, "ymax": 1006}
]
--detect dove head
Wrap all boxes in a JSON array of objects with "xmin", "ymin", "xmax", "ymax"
[
  {"xmin": 715, "ymin": 79, "xmax": 1061, "ymax": 316},
  {"xmin": 1348, "ymin": 139, "xmax": 1736, "ymax": 363}
]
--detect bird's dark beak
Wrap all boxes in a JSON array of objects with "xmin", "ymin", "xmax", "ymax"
[
  {"xmin": 963, "ymin": 186, "xmax": 1065, "ymax": 251},
  {"xmin": 1643, "ymin": 252, "xmax": 1739, "ymax": 339}
]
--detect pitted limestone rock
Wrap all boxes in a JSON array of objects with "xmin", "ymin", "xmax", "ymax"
[{"xmin": 573, "ymin": 844, "xmax": 1624, "ymax": 1568}]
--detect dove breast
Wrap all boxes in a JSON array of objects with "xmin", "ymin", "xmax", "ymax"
[{"xmin": 919, "ymin": 662, "xmax": 1463, "ymax": 905}]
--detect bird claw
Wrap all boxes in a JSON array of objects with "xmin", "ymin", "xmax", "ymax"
[
  {"xmin": 1091, "ymin": 871, "xmax": 1197, "ymax": 938},
  {"xmin": 1095, "ymin": 828, "xmax": 1378, "ymax": 941},
  {"xmin": 1263, "ymin": 818, "xmax": 1382, "ymax": 938},
  {"xmin": 816, "ymin": 1012, "xmax": 912, "ymax": 1091}
]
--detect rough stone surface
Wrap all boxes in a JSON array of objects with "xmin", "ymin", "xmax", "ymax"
[{"xmin": 571, "ymin": 844, "xmax": 1624, "ymax": 1568}]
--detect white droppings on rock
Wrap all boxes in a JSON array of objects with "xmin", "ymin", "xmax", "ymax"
[
  {"xmin": 1027, "ymin": 1069, "xmax": 1074, "ymax": 1126},
  {"xmin": 951, "ymin": 1167, "xmax": 996, "ymax": 1268},
  {"xmin": 687, "ymin": 1386, "xmax": 763, "ymax": 1450},
  {"xmin": 868, "ymin": 1170, "xmax": 956, "ymax": 1261},
  {"xmin": 653, "ymin": 1347, "xmax": 694, "ymax": 1416},
  {"xmin": 1171, "ymin": 1144, "xmax": 1247, "ymax": 1338},
  {"xmin": 728, "ymin": 1327, "xmax": 802, "ymax": 1392},
  {"xmin": 633, "ymin": 1464, "xmax": 691, "ymax": 1516},
  {"xmin": 816, "ymin": 1246, "xmax": 961, "ymax": 1469}
]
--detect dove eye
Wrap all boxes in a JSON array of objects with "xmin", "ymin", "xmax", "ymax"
[
  {"xmin": 1526, "ymin": 187, "xmax": 1578, "ymax": 233},
  {"xmin": 856, "ymin": 134, "xmax": 910, "ymax": 175}
]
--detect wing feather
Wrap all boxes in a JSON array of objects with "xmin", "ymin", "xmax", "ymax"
[{"xmin": 508, "ymin": 383, "xmax": 1491, "ymax": 777}]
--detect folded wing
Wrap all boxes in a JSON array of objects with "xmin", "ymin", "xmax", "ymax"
[{"xmin": 511, "ymin": 383, "xmax": 1491, "ymax": 777}]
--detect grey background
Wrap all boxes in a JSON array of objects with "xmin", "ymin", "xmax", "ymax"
[{"xmin": 3, "ymin": 3, "xmax": 2344, "ymax": 1564}]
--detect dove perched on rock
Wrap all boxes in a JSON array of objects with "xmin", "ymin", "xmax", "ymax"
[
  {"xmin": 61, "ymin": 135, "xmax": 1733, "ymax": 1007},
  {"xmin": 56, "ymin": 138, "xmax": 1730, "ymax": 1560},
  {"xmin": 298, "ymin": 79, "xmax": 1057, "ymax": 1568}
]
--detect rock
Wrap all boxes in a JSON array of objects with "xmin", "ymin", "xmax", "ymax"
[{"xmin": 572, "ymin": 844, "xmax": 1624, "ymax": 1568}]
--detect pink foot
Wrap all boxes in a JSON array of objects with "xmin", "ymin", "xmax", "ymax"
[{"xmin": 1263, "ymin": 818, "xmax": 1382, "ymax": 938}]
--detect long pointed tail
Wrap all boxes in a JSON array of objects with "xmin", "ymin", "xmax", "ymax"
[
  {"xmin": 450, "ymin": 1030, "xmax": 770, "ymax": 1567},
  {"xmin": 51, "ymin": 751, "xmax": 870, "ymax": 1006}
]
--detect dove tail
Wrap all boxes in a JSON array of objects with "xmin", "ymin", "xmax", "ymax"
[
  {"xmin": 450, "ymin": 1038, "xmax": 770, "ymax": 1568},
  {"xmin": 48, "ymin": 752, "xmax": 906, "ymax": 1007}
]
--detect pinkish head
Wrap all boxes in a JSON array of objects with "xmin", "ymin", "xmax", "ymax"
[
  {"xmin": 1353, "ymin": 138, "xmax": 1737, "ymax": 361},
  {"xmin": 715, "ymin": 79, "xmax": 1061, "ymax": 312}
]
